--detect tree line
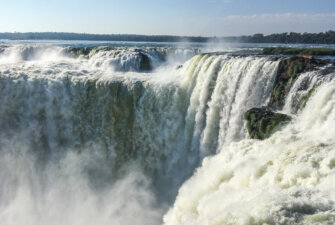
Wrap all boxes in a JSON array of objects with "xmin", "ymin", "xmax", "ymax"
[
  {"xmin": 0, "ymin": 31, "xmax": 334, "ymax": 44},
  {"xmin": 224, "ymin": 31, "xmax": 335, "ymax": 44},
  {"xmin": 0, "ymin": 32, "xmax": 208, "ymax": 43}
]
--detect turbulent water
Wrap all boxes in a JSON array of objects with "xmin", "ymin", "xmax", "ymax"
[{"xmin": 0, "ymin": 43, "xmax": 334, "ymax": 225}]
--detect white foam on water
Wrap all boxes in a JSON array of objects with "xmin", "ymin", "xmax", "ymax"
[
  {"xmin": 164, "ymin": 79, "xmax": 335, "ymax": 225},
  {"xmin": 1, "ymin": 44, "xmax": 334, "ymax": 225}
]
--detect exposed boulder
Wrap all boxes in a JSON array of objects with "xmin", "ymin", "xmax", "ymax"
[
  {"xmin": 175, "ymin": 65, "xmax": 183, "ymax": 70},
  {"xmin": 267, "ymin": 56, "xmax": 328, "ymax": 110},
  {"xmin": 67, "ymin": 47, "xmax": 92, "ymax": 58},
  {"xmin": 138, "ymin": 52, "xmax": 152, "ymax": 71},
  {"xmin": 244, "ymin": 107, "xmax": 291, "ymax": 140}
]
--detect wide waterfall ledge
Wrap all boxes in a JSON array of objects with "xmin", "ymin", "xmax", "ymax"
[{"xmin": 0, "ymin": 44, "xmax": 335, "ymax": 225}]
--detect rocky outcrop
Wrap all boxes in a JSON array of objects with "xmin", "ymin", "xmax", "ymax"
[
  {"xmin": 175, "ymin": 65, "xmax": 183, "ymax": 70},
  {"xmin": 267, "ymin": 56, "xmax": 328, "ymax": 110},
  {"xmin": 262, "ymin": 47, "xmax": 335, "ymax": 56},
  {"xmin": 244, "ymin": 108, "xmax": 291, "ymax": 140},
  {"xmin": 67, "ymin": 47, "xmax": 92, "ymax": 58},
  {"xmin": 138, "ymin": 52, "xmax": 152, "ymax": 71},
  {"xmin": 244, "ymin": 55, "xmax": 332, "ymax": 139},
  {"xmin": 67, "ymin": 47, "xmax": 153, "ymax": 72}
]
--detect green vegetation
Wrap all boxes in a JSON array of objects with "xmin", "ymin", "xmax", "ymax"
[
  {"xmin": 67, "ymin": 47, "xmax": 92, "ymax": 58},
  {"xmin": 236, "ymin": 31, "xmax": 335, "ymax": 44},
  {"xmin": 262, "ymin": 47, "xmax": 335, "ymax": 56},
  {"xmin": 0, "ymin": 32, "xmax": 209, "ymax": 43},
  {"xmin": 267, "ymin": 56, "xmax": 327, "ymax": 110},
  {"xmin": 298, "ymin": 85, "xmax": 319, "ymax": 110},
  {"xmin": 1, "ymin": 30, "xmax": 335, "ymax": 44},
  {"xmin": 244, "ymin": 108, "xmax": 291, "ymax": 140}
]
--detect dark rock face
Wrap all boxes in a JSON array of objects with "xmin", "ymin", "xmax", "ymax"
[
  {"xmin": 138, "ymin": 52, "xmax": 152, "ymax": 71},
  {"xmin": 67, "ymin": 47, "xmax": 92, "ymax": 58},
  {"xmin": 267, "ymin": 56, "xmax": 328, "ymax": 110},
  {"xmin": 176, "ymin": 65, "xmax": 183, "ymax": 70},
  {"xmin": 66, "ymin": 47, "xmax": 153, "ymax": 72},
  {"xmin": 244, "ymin": 108, "xmax": 291, "ymax": 140}
]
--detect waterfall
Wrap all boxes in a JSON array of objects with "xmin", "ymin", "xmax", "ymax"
[
  {"xmin": 179, "ymin": 54, "xmax": 279, "ymax": 156},
  {"xmin": 164, "ymin": 64, "xmax": 335, "ymax": 225},
  {"xmin": 0, "ymin": 44, "xmax": 334, "ymax": 225}
]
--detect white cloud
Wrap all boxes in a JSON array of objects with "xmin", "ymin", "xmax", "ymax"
[
  {"xmin": 222, "ymin": 13, "xmax": 335, "ymax": 23},
  {"xmin": 213, "ymin": 13, "xmax": 335, "ymax": 35}
]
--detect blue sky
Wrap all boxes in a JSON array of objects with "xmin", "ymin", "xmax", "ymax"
[{"xmin": 0, "ymin": 0, "xmax": 334, "ymax": 36}]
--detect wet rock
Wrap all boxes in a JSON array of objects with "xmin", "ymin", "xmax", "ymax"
[
  {"xmin": 267, "ymin": 56, "xmax": 328, "ymax": 110},
  {"xmin": 176, "ymin": 65, "xmax": 183, "ymax": 70},
  {"xmin": 138, "ymin": 52, "xmax": 152, "ymax": 71},
  {"xmin": 67, "ymin": 47, "xmax": 92, "ymax": 58},
  {"xmin": 244, "ymin": 107, "xmax": 291, "ymax": 140}
]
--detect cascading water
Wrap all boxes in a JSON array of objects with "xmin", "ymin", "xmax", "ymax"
[
  {"xmin": 0, "ymin": 43, "xmax": 334, "ymax": 225},
  {"xmin": 179, "ymin": 54, "xmax": 278, "ymax": 156},
  {"xmin": 283, "ymin": 65, "xmax": 335, "ymax": 114},
  {"xmin": 164, "ymin": 62, "xmax": 335, "ymax": 225}
]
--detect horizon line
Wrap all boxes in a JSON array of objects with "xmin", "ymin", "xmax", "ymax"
[{"xmin": 1, "ymin": 30, "xmax": 334, "ymax": 39}]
